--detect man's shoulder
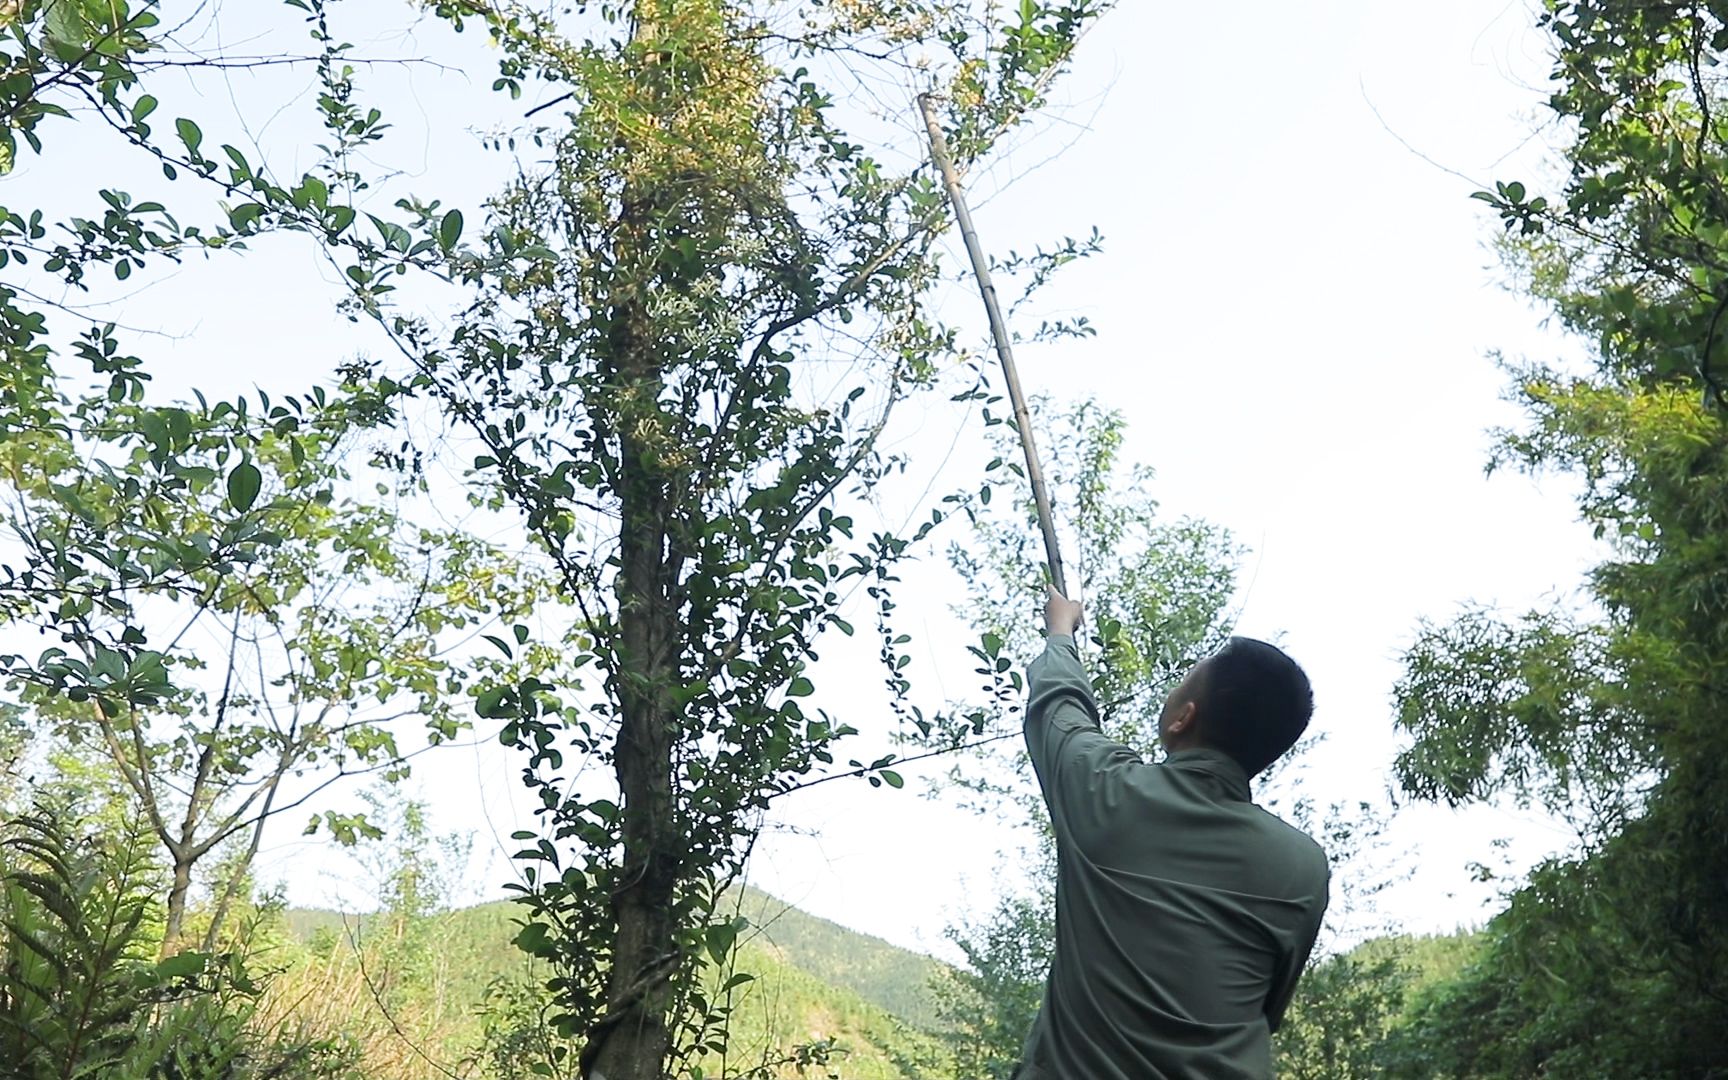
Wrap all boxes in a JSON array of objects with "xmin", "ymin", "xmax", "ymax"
[{"xmin": 1249, "ymin": 804, "xmax": 1331, "ymax": 881}]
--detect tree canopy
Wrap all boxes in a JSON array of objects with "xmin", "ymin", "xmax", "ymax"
[{"xmin": 1389, "ymin": 2, "xmax": 1728, "ymax": 1075}]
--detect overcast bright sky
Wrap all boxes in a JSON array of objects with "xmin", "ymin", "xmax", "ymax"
[{"xmin": 12, "ymin": 0, "xmax": 1608, "ymax": 961}]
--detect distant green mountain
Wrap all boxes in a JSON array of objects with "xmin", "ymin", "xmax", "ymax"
[
  {"xmin": 286, "ymin": 886, "xmax": 945, "ymax": 1031},
  {"xmin": 724, "ymin": 884, "xmax": 946, "ymax": 1031},
  {"xmin": 283, "ymin": 885, "xmax": 954, "ymax": 1078}
]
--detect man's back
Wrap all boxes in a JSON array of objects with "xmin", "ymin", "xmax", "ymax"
[{"xmin": 1016, "ymin": 635, "xmax": 1329, "ymax": 1080}]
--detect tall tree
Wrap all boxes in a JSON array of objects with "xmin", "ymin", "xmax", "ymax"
[
  {"xmin": 1390, "ymin": 2, "xmax": 1728, "ymax": 1074},
  {"xmin": 338, "ymin": 2, "xmax": 1115, "ymax": 1074},
  {"xmin": 0, "ymin": 0, "xmax": 540, "ymax": 952},
  {"xmin": 2, "ymin": 381, "xmax": 542, "ymax": 949}
]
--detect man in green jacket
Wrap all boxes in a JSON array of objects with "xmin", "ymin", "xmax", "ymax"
[{"xmin": 1014, "ymin": 589, "xmax": 1329, "ymax": 1080}]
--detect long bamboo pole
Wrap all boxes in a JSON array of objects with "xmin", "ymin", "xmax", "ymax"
[{"xmin": 917, "ymin": 93, "xmax": 1069, "ymax": 596}]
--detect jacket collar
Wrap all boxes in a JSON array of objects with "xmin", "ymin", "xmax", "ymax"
[{"xmin": 1165, "ymin": 748, "xmax": 1253, "ymax": 802}]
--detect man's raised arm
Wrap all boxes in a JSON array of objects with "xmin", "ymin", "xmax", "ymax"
[{"xmin": 1024, "ymin": 590, "xmax": 1142, "ymax": 844}]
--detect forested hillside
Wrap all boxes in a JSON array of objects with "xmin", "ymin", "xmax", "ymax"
[{"xmin": 281, "ymin": 887, "xmax": 946, "ymax": 1079}]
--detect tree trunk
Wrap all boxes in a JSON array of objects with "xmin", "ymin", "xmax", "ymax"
[
  {"xmin": 202, "ymin": 777, "xmax": 281, "ymax": 953},
  {"xmin": 583, "ymin": 365, "xmax": 680, "ymax": 1079},
  {"xmin": 579, "ymin": 5, "xmax": 745, "ymax": 1073},
  {"xmin": 581, "ymin": 184, "xmax": 682, "ymax": 1080},
  {"xmin": 163, "ymin": 856, "xmax": 193, "ymax": 955},
  {"xmin": 583, "ymin": 503, "xmax": 679, "ymax": 1078}
]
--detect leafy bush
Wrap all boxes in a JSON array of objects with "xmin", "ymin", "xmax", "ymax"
[{"xmin": 0, "ymin": 811, "xmax": 357, "ymax": 1080}]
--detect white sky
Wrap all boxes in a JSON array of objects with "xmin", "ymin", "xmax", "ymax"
[{"xmin": 8, "ymin": 0, "xmax": 1608, "ymax": 961}]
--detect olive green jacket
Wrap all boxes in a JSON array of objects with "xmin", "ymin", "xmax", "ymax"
[{"xmin": 1014, "ymin": 635, "xmax": 1329, "ymax": 1080}]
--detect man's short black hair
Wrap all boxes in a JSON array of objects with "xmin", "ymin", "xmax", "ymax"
[{"xmin": 1192, "ymin": 637, "xmax": 1312, "ymax": 777}]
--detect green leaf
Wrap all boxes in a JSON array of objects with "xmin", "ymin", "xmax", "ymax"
[
  {"xmin": 439, "ymin": 209, "xmax": 464, "ymax": 250},
  {"xmin": 476, "ymin": 685, "xmax": 509, "ymax": 718},
  {"xmin": 368, "ymin": 213, "xmax": 412, "ymax": 251},
  {"xmin": 879, "ymin": 769, "xmax": 904, "ymax": 789},
  {"xmin": 44, "ymin": 0, "xmax": 100, "ymax": 58},
  {"xmin": 787, "ymin": 676, "xmax": 814, "ymax": 697},
  {"xmin": 228, "ymin": 203, "xmax": 265, "ymax": 231},
  {"xmin": 704, "ymin": 921, "xmax": 740, "ymax": 965},
  {"xmin": 154, "ymin": 951, "xmax": 212, "ymax": 979},
  {"xmin": 225, "ymin": 461, "xmax": 261, "ymax": 512},
  {"xmin": 514, "ymin": 921, "xmax": 554, "ymax": 958},
  {"xmin": 175, "ymin": 118, "xmax": 203, "ymax": 157}
]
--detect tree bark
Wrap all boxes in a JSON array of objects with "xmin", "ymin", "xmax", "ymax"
[
  {"xmin": 581, "ymin": 182, "xmax": 682, "ymax": 1079},
  {"xmin": 583, "ymin": 473, "xmax": 679, "ymax": 1079},
  {"xmin": 202, "ymin": 769, "xmax": 285, "ymax": 951},
  {"xmin": 163, "ymin": 855, "xmax": 194, "ymax": 951}
]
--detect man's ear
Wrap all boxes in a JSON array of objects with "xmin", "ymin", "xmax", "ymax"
[{"xmin": 1165, "ymin": 700, "xmax": 1197, "ymax": 737}]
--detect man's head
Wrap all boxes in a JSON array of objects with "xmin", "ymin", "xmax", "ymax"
[{"xmin": 1158, "ymin": 637, "xmax": 1312, "ymax": 777}]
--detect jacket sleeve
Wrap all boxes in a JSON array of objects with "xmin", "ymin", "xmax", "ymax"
[
  {"xmin": 1262, "ymin": 858, "xmax": 1331, "ymax": 1032},
  {"xmin": 1023, "ymin": 635, "xmax": 1143, "ymax": 850}
]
